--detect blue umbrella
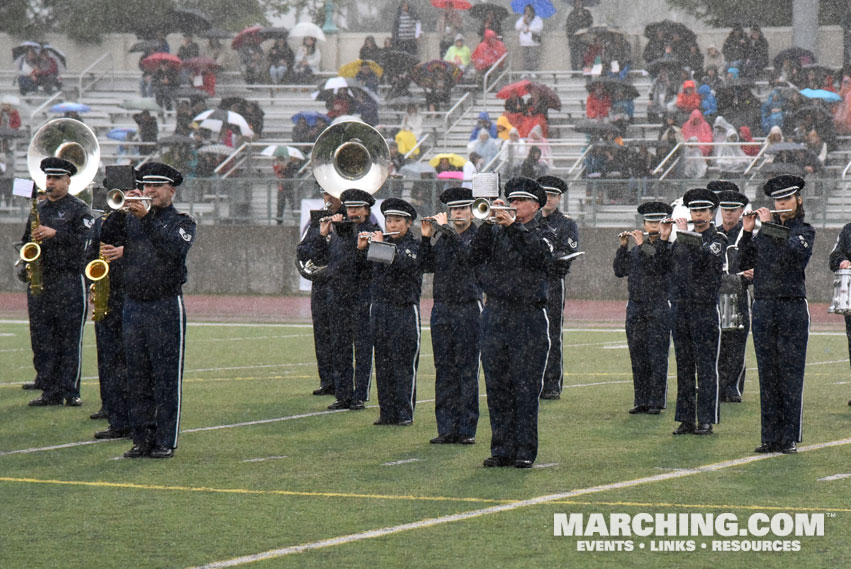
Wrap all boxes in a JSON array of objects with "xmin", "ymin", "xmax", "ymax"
[
  {"xmin": 291, "ymin": 110, "xmax": 330, "ymax": 127},
  {"xmin": 49, "ymin": 102, "xmax": 91, "ymax": 114},
  {"xmin": 107, "ymin": 127, "xmax": 137, "ymax": 141},
  {"xmin": 799, "ymin": 88, "xmax": 842, "ymax": 103},
  {"xmin": 510, "ymin": 0, "xmax": 556, "ymax": 19}
]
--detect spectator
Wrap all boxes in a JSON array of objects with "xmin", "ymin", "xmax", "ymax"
[
  {"xmin": 705, "ymin": 45, "xmax": 724, "ymax": 72},
  {"xmin": 434, "ymin": 156, "xmax": 458, "ymax": 174},
  {"xmin": 527, "ymin": 124, "xmax": 552, "ymax": 168},
  {"xmin": 469, "ymin": 111, "xmax": 498, "ymax": 141},
  {"xmin": 626, "ymin": 143, "xmax": 655, "ymax": 197},
  {"xmin": 741, "ymin": 25, "xmax": 769, "ymax": 79},
  {"xmin": 739, "ymin": 126, "xmax": 760, "ymax": 156},
  {"xmin": 698, "ymin": 84, "xmax": 717, "ymax": 119},
  {"xmin": 389, "ymin": 140, "xmax": 408, "ymax": 172},
  {"xmin": 394, "ymin": 129, "xmax": 418, "ymax": 157},
  {"xmin": 565, "ymin": 0, "xmax": 593, "ymax": 71},
  {"xmin": 139, "ymin": 35, "xmax": 169, "ymax": 97},
  {"xmin": 478, "ymin": 11, "xmax": 503, "ymax": 40},
  {"xmin": 438, "ymin": 5, "xmax": 464, "ymax": 57},
  {"xmin": 151, "ymin": 61, "xmax": 178, "ymax": 111},
  {"xmin": 722, "ymin": 24, "xmax": 748, "ymax": 70},
  {"xmin": 648, "ymin": 69, "xmax": 677, "ymax": 123},
  {"xmin": 471, "ymin": 29, "xmax": 507, "ymax": 74},
  {"xmin": 133, "ymin": 110, "xmax": 159, "ymax": 155},
  {"xmin": 34, "ymin": 51, "xmax": 62, "ymax": 95},
  {"xmin": 462, "ymin": 152, "xmax": 479, "ymax": 189},
  {"xmin": 520, "ymin": 146, "xmax": 548, "ymax": 178},
  {"xmin": 355, "ymin": 91, "xmax": 379, "ymax": 126},
  {"xmin": 643, "ymin": 28, "xmax": 666, "ymax": 65},
  {"xmin": 359, "ymin": 36, "xmax": 382, "ymax": 62},
  {"xmin": 425, "ymin": 78, "xmax": 452, "ymax": 112},
  {"xmin": 268, "ymin": 38, "xmax": 294, "ymax": 84},
  {"xmin": 586, "ymin": 83, "xmax": 612, "ymax": 119},
  {"xmin": 496, "ymin": 114, "xmax": 513, "ymax": 140},
  {"xmin": 0, "ymin": 97, "xmax": 22, "ymax": 130},
  {"xmin": 676, "ymin": 80, "xmax": 701, "ymax": 114},
  {"xmin": 682, "ymin": 109, "xmax": 713, "ymax": 156},
  {"xmin": 392, "ymin": 0, "xmax": 422, "ymax": 57},
  {"xmin": 175, "ymin": 100, "xmax": 193, "ymax": 135},
  {"xmin": 292, "ymin": 116, "xmax": 314, "ymax": 143},
  {"xmin": 766, "ymin": 125, "xmax": 784, "ymax": 146},
  {"xmin": 177, "ymin": 33, "xmax": 200, "ymax": 60},
  {"xmin": 713, "ymin": 115, "xmax": 748, "ymax": 174},
  {"xmin": 443, "ymin": 34, "xmax": 472, "ymax": 74},
  {"xmin": 515, "ymin": 4, "xmax": 544, "ymax": 73},
  {"xmin": 238, "ymin": 43, "xmax": 265, "ymax": 84},
  {"xmin": 309, "ymin": 116, "xmax": 329, "ymax": 141},
  {"xmin": 834, "ymin": 76, "xmax": 851, "ymax": 134},
  {"xmin": 700, "ymin": 65, "xmax": 724, "ymax": 93},
  {"xmin": 803, "ymin": 128, "xmax": 827, "ymax": 174},
  {"xmin": 206, "ymin": 38, "xmax": 227, "ymax": 68},
  {"xmin": 355, "ymin": 61, "xmax": 380, "ymax": 93},
  {"xmin": 656, "ymin": 115, "xmax": 684, "ymax": 172},
  {"xmin": 401, "ymin": 103, "xmax": 424, "ymax": 140},
  {"xmin": 273, "ymin": 154, "xmax": 304, "ymax": 223},
  {"xmin": 684, "ymin": 44, "xmax": 704, "ymax": 76},
  {"xmin": 468, "ymin": 130, "xmax": 500, "ymax": 167},
  {"xmin": 293, "ymin": 37, "xmax": 321, "ymax": 83},
  {"xmin": 326, "ymin": 93, "xmax": 352, "ymax": 120},
  {"xmin": 499, "ymin": 127, "xmax": 527, "ymax": 176},
  {"xmin": 242, "ymin": 101, "xmax": 265, "ymax": 137},
  {"xmin": 761, "ymin": 82, "xmax": 785, "ymax": 134},
  {"xmin": 682, "ymin": 136, "xmax": 708, "ymax": 179}
]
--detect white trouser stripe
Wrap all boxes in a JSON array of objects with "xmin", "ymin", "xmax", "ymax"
[
  {"xmin": 173, "ymin": 296, "xmax": 185, "ymax": 448},
  {"xmin": 74, "ymin": 274, "xmax": 87, "ymax": 392}
]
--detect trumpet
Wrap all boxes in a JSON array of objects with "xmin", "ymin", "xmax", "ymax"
[
  {"xmin": 107, "ymin": 189, "xmax": 152, "ymax": 212},
  {"xmin": 471, "ymin": 198, "xmax": 516, "ymax": 223}
]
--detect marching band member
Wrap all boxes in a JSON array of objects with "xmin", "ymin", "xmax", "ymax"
[
  {"xmin": 24, "ymin": 157, "xmax": 94, "ymax": 407},
  {"xmin": 613, "ymin": 201, "xmax": 673, "ymax": 415},
  {"xmin": 740, "ymin": 175, "xmax": 814, "ymax": 454},
  {"xmin": 671, "ymin": 188, "xmax": 726, "ymax": 436},
  {"xmin": 828, "ymin": 215, "xmax": 851, "ymax": 409},
  {"xmin": 715, "ymin": 187, "xmax": 753, "ymax": 402},
  {"xmin": 362, "ymin": 198, "xmax": 424, "ymax": 426},
  {"xmin": 535, "ymin": 175, "xmax": 580, "ymax": 400},
  {"xmin": 112, "ymin": 162, "xmax": 195, "ymax": 459},
  {"xmin": 469, "ymin": 177, "xmax": 555, "ymax": 468},
  {"xmin": 302, "ymin": 189, "xmax": 380, "ymax": 411},
  {"xmin": 420, "ymin": 187, "xmax": 481, "ymax": 444}
]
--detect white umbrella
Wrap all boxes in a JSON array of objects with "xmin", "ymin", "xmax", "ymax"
[
  {"xmin": 260, "ymin": 145, "xmax": 306, "ymax": 160},
  {"xmin": 288, "ymin": 22, "xmax": 326, "ymax": 42},
  {"xmin": 197, "ymin": 144, "xmax": 234, "ymax": 155},
  {"xmin": 192, "ymin": 109, "xmax": 254, "ymax": 137}
]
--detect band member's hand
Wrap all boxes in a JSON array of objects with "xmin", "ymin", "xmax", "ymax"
[
  {"xmin": 494, "ymin": 208, "xmax": 514, "ymax": 226},
  {"xmin": 755, "ymin": 207, "xmax": 771, "ymax": 223},
  {"xmin": 618, "ymin": 231, "xmax": 629, "ymax": 247},
  {"xmin": 675, "ymin": 217, "xmax": 688, "ymax": 231},
  {"xmin": 370, "ymin": 230, "xmax": 383, "ymax": 242},
  {"xmin": 127, "ymin": 199, "xmax": 148, "ymax": 219},
  {"xmin": 741, "ymin": 268, "xmax": 754, "ymax": 280},
  {"xmin": 100, "ymin": 244, "xmax": 123, "ymax": 261},
  {"xmin": 433, "ymin": 211, "xmax": 448, "ymax": 225},
  {"xmin": 320, "ymin": 213, "xmax": 341, "ymax": 236},
  {"xmin": 421, "ymin": 218, "xmax": 433, "ymax": 238},
  {"xmin": 660, "ymin": 221, "xmax": 673, "ymax": 240},
  {"xmin": 631, "ymin": 229, "xmax": 644, "ymax": 246},
  {"xmin": 841, "ymin": 261, "xmax": 851, "ymax": 270},
  {"xmin": 31, "ymin": 225, "xmax": 56, "ymax": 240},
  {"xmin": 357, "ymin": 231, "xmax": 370, "ymax": 250},
  {"xmin": 742, "ymin": 211, "xmax": 756, "ymax": 231}
]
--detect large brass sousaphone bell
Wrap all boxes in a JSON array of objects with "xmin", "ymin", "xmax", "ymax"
[
  {"xmin": 27, "ymin": 118, "xmax": 101, "ymax": 196},
  {"xmin": 310, "ymin": 120, "xmax": 390, "ymax": 198}
]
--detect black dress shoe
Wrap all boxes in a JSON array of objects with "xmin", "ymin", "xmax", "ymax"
[
  {"xmin": 65, "ymin": 397, "xmax": 82, "ymax": 407},
  {"xmin": 673, "ymin": 422, "xmax": 695, "ymax": 435},
  {"xmin": 90, "ymin": 408, "xmax": 108, "ymax": 420},
  {"xmin": 430, "ymin": 434, "xmax": 457, "ymax": 444},
  {"xmin": 646, "ymin": 407, "xmax": 662, "ymax": 415},
  {"xmin": 726, "ymin": 394, "xmax": 742, "ymax": 403},
  {"xmin": 21, "ymin": 382, "xmax": 40, "ymax": 390},
  {"xmin": 373, "ymin": 418, "xmax": 394, "ymax": 425},
  {"xmin": 848, "ymin": 400, "xmax": 851, "ymax": 407},
  {"xmin": 149, "ymin": 446, "xmax": 175, "ymax": 459},
  {"xmin": 540, "ymin": 391, "xmax": 561, "ymax": 400},
  {"xmin": 123, "ymin": 444, "xmax": 150, "ymax": 458},
  {"xmin": 397, "ymin": 419, "xmax": 413, "ymax": 426},
  {"xmin": 628, "ymin": 406, "xmax": 648, "ymax": 414},
  {"xmin": 780, "ymin": 441, "xmax": 797, "ymax": 454},
  {"xmin": 349, "ymin": 400, "xmax": 365, "ymax": 410},
  {"xmin": 694, "ymin": 423, "xmax": 713, "ymax": 435},
  {"xmin": 94, "ymin": 428, "xmax": 130, "ymax": 440},
  {"xmin": 28, "ymin": 396, "xmax": 63, "ymax": 407},
  {"xmin": 312, "ymin": 386, "xmax": 335, "ymax": 396},
  {"xmin": 754, "ymin": 443, "xmax": 779, "ymax": 453},
  {"xmin": 457, "ymin": 436, "xmax": 476, "ymax": 444},
  {"xmin": 515, "ymin": 459, "xmax": 534, "ymax": 469},
  {"xmin": 327, "ymin": 399, "xmax": 350, "ymax": 410},
  {"xmin": 483, "ymin": 456, "xmax": 515, "ymax": 467}
]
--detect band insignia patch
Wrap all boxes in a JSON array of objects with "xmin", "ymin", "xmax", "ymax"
[
  {"xmin": 798, "ymin": 235, "xmax": 808, "ymax": 248},
  {"xmin": 83, "ymin": 217, "xmax": 94, "ymax": 229},
  {"xmin": 179, "ymin": 227, "xmax": 192, "ymax": 242},
  {"xmin": 709, "ymin": 242, "xmax": 722, "ymax": 255}
]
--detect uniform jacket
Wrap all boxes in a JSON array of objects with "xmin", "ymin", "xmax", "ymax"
[
  {"xmin": 670, "ymin": 224, "xmax": 727, "ymax": 304},
  {"xmin": 739, "ymin": 216, "xmax": 814, "ymax": 299},
  {"xmin": 301, "ymin": 218, "xmax": 380, "ymax": 302},
  {"xmin": 85, "ymin": 213, "xmax": 126, "ymax": 313},
  {"xmin": 369, "ymin": 231, "xmax": 424, "ymax": 306},
  {"xmin": 23, "ymin": 194, "xmax": 94, "ymax": 279},
  {"xmin": 828, "ymin": 222, "xmax": 851, "ymax": 272},
  {"xmin": 613, "ymin": 237, "xmax": 672, "ymax": 303},
  {"xmin": 420, "ymin": 224, "xmax": 482, "ymax": 303},
  {"xmin": 536, "ymin": 208, "xmax": 579, "ymax": 278}
]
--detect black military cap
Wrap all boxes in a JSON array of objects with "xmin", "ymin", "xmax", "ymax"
[
  {"xmin": 340, "ymin": 189, "xmax": 375, "ymax": 207},
  {"xmin": 504, "ymin": 176, "xmax": 546, "ymax": 207},
  {"xmin": 717, "ymin": 190, "xmax": 749, "ymax": 209},
  {"xmin": 381, "ymin": 197, "xmax": 418, "ymax": 220},
  {"xmin": 136, "ymin": 161, "xmax": 183, "ymax": 186},
  {"xmin": 763, "ymin": 175, "xmax": 805, "ymax": 199},
  {"xmin": 707, "ymin": 180, "xmax": 740, "ymax": 194},
  {"xmin": 439, "ymin": 187, "xmax": 473, "ymax": 207},
  {"xmin": 536, "ymin": 175, "xmax": 568, "ymax": 195},
  {"xmin": 40, "ymin": 157, "xmax": 77, "ymax": 177},
  {"xmin": 637, "ymin": 201, "xmax": 672, "ymax": 221},
  {"xmin": 682, "ymin": 187, "xmax": 719, "ymax": 210}
]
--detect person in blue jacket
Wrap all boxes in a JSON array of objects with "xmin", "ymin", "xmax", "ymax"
[{"xmin": 469, "ymin": 111, "xmax": 498, "ymax": 141}]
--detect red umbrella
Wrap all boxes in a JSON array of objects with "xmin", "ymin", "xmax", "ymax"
[
  {"xmin": 140, "ymin": 52, "xmax": 181, "ymax": 72},
  {"xmin": 431, "ymin": 0, "xmax": 472, "ymax": 9},
  {"xmin": 231, "ymin": 25, "xmax": 263, "ymax": 50},
  {"xmin": 528, "ymin": 82, "xmax": 561, "ymax": 111},
  {"xmin": 496, "ymin": 79, "xmax": 531, "ymax": 99},
  {"xmin": 181, "ymin": 57, "xmax": 221, "ymax": 72}
]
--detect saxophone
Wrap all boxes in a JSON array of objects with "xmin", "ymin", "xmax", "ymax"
[
  {"xmin": 84, "ymin": 214, "xmax": 110, "ymax": 322},
  {"xmin": 19, "ymin": 194, "xmax": 43, "ymax": 296}
]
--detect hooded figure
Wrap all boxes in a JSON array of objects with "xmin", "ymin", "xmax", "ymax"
[
  {"xmin": 468, "ymin": 129, "xmax": 500, "ymax": 167},
  {"xmin": 443, "ymin": 33, "xmax": 472, "ymax": 70},
  {"xmin": 713, "ymin": 116, "xmax": 747, "ymax": 172},
  {"xmin": 682, "ymin": 136, "xmax": 707, "ymax": 178},
  {"xmin": 681, "ymin": 109, "xmax": 713, "ymax": 156},
  {"xmin": 676, "ymin": 80, "xmax": 701, "ymax": 113},
  {"xmin": 471, "ymin": 29, "xmax": 507, "ymax": 72},
  {"xmin": 469, "ymin": 111, "xmax": 499, "ymax": 141},
  {"xmin": 697, "ymin": 84, "xmax": 717, "ymax": 118}
]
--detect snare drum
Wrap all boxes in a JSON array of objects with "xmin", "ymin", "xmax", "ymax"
[
  {"xmin": 719, "ymin": 291, "xmax": 743, "ymax": 330},
  {"xmin": 828, "ymin": 269, "xmax": 851, "ymax": 314}
]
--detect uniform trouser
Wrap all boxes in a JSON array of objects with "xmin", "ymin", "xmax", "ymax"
[
  {"xmin": 371, "ymin": 302, "xmax": 420, "ymax": 422},
  {"xmin": 542, "ymin": 277, "xmax": 565, "ymax": 394},
  {"xmin": 672, "ymin": 301, "xmax": 720, "ymax": 425},
  {"xmin": 27, "ymin": 273, "xmax": 87, "ymax": 401},
  {"xmin": 124, "ymin": 296, "xmax": 186, "ymax": 450},
  {"xmin": 95, "ymin": 304, "xmax": 129, "ymax": 430},
  {"xmin": 718, "ymin": 305, "xmax": 750, "ymax": 398},
  {"xmin": 752, "ymin": 299, "xmax": 809, "ymax": 445},
  {"xmin": 625, "ymin": 300, "xmax": 671, "ymax": 409},
  {"xmin": 330, "ymin": 296, "xmax": 373, "ymax": 403},
  {"xmin": 481, "ymin": 304, "xmax": 549, "ymax": 462},
  {"xmin": 310, "ymin": 283, "xmax": 335, "ymax": 390},
  {"xmin": 431, "ymin": 300, "xmax": 481, "ymax": 438},
  {"xmin": 844, "ymin": 314, "xmax": 851, "ymax": 371}
]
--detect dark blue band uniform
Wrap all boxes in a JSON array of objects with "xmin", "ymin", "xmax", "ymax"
[
  {"xmin": 829, "ymin": 222, "xmax": 851, "ymax": 377},
  {"xmin": 717, "ymin": 221, "xmax": 751, "ymax": 400},
  {"xmin": 23, "ymin": 193, "xmax": 93, "ymax": 402}
]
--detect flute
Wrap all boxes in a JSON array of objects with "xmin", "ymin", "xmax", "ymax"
[{"xmin": 741, "ymin": 209, "xmax": 793, "ymax": 217}]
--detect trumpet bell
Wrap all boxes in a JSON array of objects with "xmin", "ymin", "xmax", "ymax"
[
  {"xmin": 27, "ymin": 118, "xmax": 101, "ymax": 196},
  {"xmin": 19, "ymin": 242, "xmax": 41, "ymax": 263},
  {"xmin": 107, "ymin": 189, "xmax": 152, "ymax": 212},
  {"xmin": 310, "ymin": 120, "xmax": 390, "ymax": 199},
  {"xmin": 85, "ymin": 259, "xmax": 109, "ymax": 281},
  {"xmin": 472, "ymin": 198, "xmax": 491, "ymax": 221}
]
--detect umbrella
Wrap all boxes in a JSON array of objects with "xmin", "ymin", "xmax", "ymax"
[
  {"xmin": 11, "ymin": 41, "xmax": 42, "ymax": 61},
  {"xmin": 386, "ymin": 95, "xmax": 425, "ymax": 107},
  {"xmin": 312, "ymin": 77, "xmax": 380, "ymax": 104},
  {"xmin": 291, "ymin": 111, "xmax": 330, "ymax": 126},
  {"xmin": 791, "ymin": 105, "xmax": 832, "ymax": 125},
  {"xmin": 399, "ymin": 162, "xmax": 437, "ymax": 178},
  {"xmin": 259, "ymin": 27, "xmax": 289, "ymax": 41},
  {"xmin": 572, "ymin": 26, "xmax": 627, "ymax": 44},
  {"xmin": 586, "ymin": 78, "xmax": 640, "ymax": 100},
  {"xmin": 799, "ymin": 88, "xmax": 842, "ymax": 103},
  {"xmin": 49, "ymin": 102, "xmax": 90, "ymax": 114},
  {"xmin": 197, "ymin": 144, "xmax": 234, "ymax": 155},
  {"xmin": 411, "ymin": 60, "xmax": 462, "ymax": 90},
  {"xmin": 231, "ymin": 25, "xmax": 263, "ymax": 50},
  {"xmin": 173, "ymin": 86, "xmax": 210, "ymax": 99},
  {"xmin": 107, "ymin": 128, "xmax": 137, "ymax": 141},
  {"xmin": 529, "ymin": 82, "xmax": 561, "ymax": 110},
  {"xmin": 380, "ymin": 50, "xmax": 419, "ymax": 77},
  {"xmin": 201, "ymin": 28, "xmax": 233, "ymax": 39},
  {"xmin": 1, "ymin": 94, "xmax": 22, "ymax": 107},
  {"xmin": 759, "ymin": 162, "xmax": 805, "ymax": 176},
  {"xmin": 261, "ymin": 145, "xmax": 306, "ymax": 160},
  {"xmin": 159, "ymin": 134, "xmax": 196, "ymax": 145},
  {"xmin": 764, "ymin": 142, "xmax": 807, "ymax": 155},
  {"xmin": 438, "ymin": 170, "xmax": 465, "ymax": 180},
  {"xmin": 573, "ymin": 120, "xmax": 621, "ymax": 136},
  {"xmin": 643, "ymin": 20, "xmax": 696, "ymax": 43},
  {"xmin": 170, "ymin": 8, "xmax": 212, "ymax": 34},
  {"xmin": 140, "ymin": 52, "xmax": 181, "ymax": 71},
  {"xmin": 470, "ymin": 3, "xmax": 510, "ymax": 20},
  {"xmin": 330, "ymin": 114, "xmax": 363, "ymax": 125},
  {"xmin": 431, "ymin": 0, "xmax": 472, "ymax": 9},
  {"xmin": 646, "ymin": 58, "xmax": 685, "ymax": 77},
  {"xmin": 193, "ymin": 109, "xmax": 255, "ymax": 137},
  {"xmin": 0, "ymin": 127, "xmax": 26, "ymax": 139},
  {"xmin": 180, "ymin": 57, "xmax": 221, "ymax": 72},
  {"xmin": 510, "ymin": 0, "xmax": 556, "ymax": 19},
  {"xmin": 288, "ymin": 22, "xmax": 326, "ymax": 42},
  {"xmin": 801, "ymin": 64, "xmax": 837, "ymax": 78},
  {"xmin": 220, "ymin": 96, "xmax": 250, "ymax": 109},
  {"xmin": 338, "ymin": 59, "xmax": 384, "ymax": 79},
  {"xmin": 129, "ymin": 40, "xmax": 161, "ymax": 53},
  {"xmin": 496, "ymin": 79, "xmax": 532, "ymax": 99},
  {"xmin": 773, "ymin": 47, "xmax": 816, "ymax": 69},
  {"xmin": 121, "ymin": 97, "xmax": 162, "ymax": 112},
  {"xmin": 429, "ymin": 153, "xmax": 466, "ymax": 168},
  {"xmin": 40, "ymin": 45, "xmax": 67, "ymax": 69}
]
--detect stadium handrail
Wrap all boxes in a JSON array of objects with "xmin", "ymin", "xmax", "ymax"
[
  {"xmin": 482, "ymin": 52, "xmax": 509, "ymax": 102},
  {"xmin": 78, "ymin": 53, "xmax": 114, "ymax": 98}
]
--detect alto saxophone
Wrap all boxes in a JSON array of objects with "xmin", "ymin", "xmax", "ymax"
[
  {"xmin": 20, "ymin": 194, "xmax": 43, "ymax": 296},
  {"xmin": 84, "ymin": 214, "xmax": 111, "ymax": 322}
]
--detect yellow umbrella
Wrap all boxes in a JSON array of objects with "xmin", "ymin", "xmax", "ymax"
[
  {"xmin": 429, "ymin": 153, "xmax": 466, "ymax": 168},
  {"xmin": 338, "ymin": 59, "xmax": 384, "ymax": 79}
]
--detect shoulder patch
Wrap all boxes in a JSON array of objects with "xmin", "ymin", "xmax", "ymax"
[
  {"xmin": 83, "ymin": 216, "xmax": 94, "ymax": 229},
  {"xmin": 178, "ymin": 227, "xmax": 193, "ymax": 242},
  {"xmin": 709, "ymin": 242, "xmax": 722, "ymax": 256},
  {"xmin": 798, "ymin": 234, "xmax": 809, "ymax": 249},
  {"xmin": 567, "ymin": 237, "xmax": 578, "ymax": 249}
]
